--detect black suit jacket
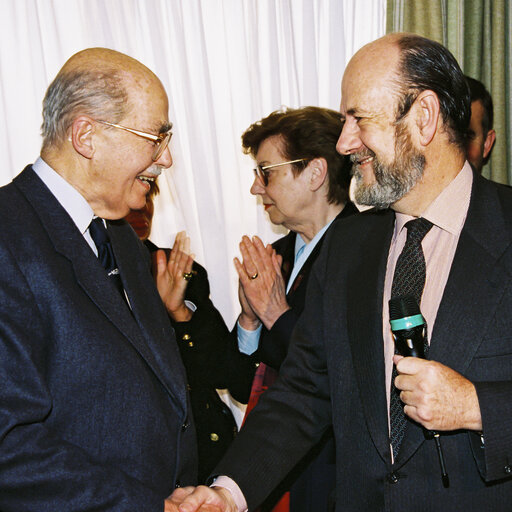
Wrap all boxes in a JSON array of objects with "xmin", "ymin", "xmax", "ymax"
[
  {"xmin": 0, "ymin": 166, "xmax": 197, "ymax": 511},
  {"xmin": 144, "ymin": 240, "xmax": 254, "ymax": 482},
  {"xmin": 216, "ymin": 172, "xmax": 512, "ymax": 511},
  {"xmin": 247, "ymin": 203, "xmax": 357, "ymax": 511}
]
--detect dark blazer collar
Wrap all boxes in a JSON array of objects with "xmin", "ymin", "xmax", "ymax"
[{"xmin": 13, "ymin": 166, "xmax": 187, "ymax": 414}]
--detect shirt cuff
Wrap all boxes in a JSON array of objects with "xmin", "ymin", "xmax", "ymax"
[
  {"xmin": 237, "ymin": 321, "xmax": 262, "ymax": 355},
  {"xmin": 211, "ymin": 476, "xmax": 248, "ymax": 512},
  {"xmin": 184, "ymin": 300, "xmax": 197, "ymax": 312}
]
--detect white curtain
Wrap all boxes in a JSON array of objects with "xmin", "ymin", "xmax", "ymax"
[{"xmin": 0, "ymin": 0, "xmax": 385, "ymax": 326}]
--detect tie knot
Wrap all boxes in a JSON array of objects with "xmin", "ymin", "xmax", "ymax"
[
  {"xmin": 405, "ymin": 218, "xmax": 433, "ymax": 243},
  {"xmin": 89, "ymin": 218, "xmax": 109, "ymax": 247}
]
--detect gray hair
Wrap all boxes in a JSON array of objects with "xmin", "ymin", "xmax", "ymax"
[{"xmin": 41, "ymin": 68, "xmax": 128, "ymax": 149}]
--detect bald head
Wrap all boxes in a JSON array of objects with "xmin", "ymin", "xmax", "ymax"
[
  {"xmin": 41, "ymin": 48, "xmax": 163, "ymax": 151},
  {"xmin": 345, "ymin": 33, "xmax": 471, "ymax": 150}
]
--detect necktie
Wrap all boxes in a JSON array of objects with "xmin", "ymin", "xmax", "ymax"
[
  {"xmin": 89, "ymin": 218, "xmax": 125, "ymax": 299},
  {"xmin": 389, "ymin": 217, "xmax": 433, "ymax": 459}
]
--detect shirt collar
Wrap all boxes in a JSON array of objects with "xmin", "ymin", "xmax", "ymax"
[
  {"xmin": 393, "ymin": 161, "xmax": 473, "ymax": 240},
  {"xmin": 293, "ymin": 218, "xmax": 334, "ymax": 261},
  {"xmin": 32, "ymin": 157, "xmax": 95, "ymax": 235}
]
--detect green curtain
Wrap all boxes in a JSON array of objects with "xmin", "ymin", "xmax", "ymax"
[{"xmin": 387, "ymin": 0, "xmax": 511, "ymax": 185}]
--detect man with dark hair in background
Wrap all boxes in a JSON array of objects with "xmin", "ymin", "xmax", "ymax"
[
  {"xmin": 0, "ymin": 48, "xmax": 196, "ymax": 511},
  {"xmin": 465, "ymin": 75, "xmax": 496, "ymax": 174},
  {"xmin": 167, "ymin": 33, "xmax": 512, "ymax": 512}
]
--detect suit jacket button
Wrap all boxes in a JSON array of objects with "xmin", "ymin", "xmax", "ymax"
[
  {"xmin": 181, "ymin": 422, "xmax": 189, "ymax": 432},
  {"xmin": 175, "ymin": 481, "xmax": 181, "ymax": 488},
  {"xmin": 387, "ymin": 472, "xmax": 399, "ymax": 484},
  {"xmin": 182, "ymin": 334, "xmax": 191, "ymax": 341},
  {"xmin": 505, "ymin": 465, "xmax": 512, "ymax": 475},
  {"xmin": 210, "ymin": 433, "xmax": 219, "ymax": 442}
]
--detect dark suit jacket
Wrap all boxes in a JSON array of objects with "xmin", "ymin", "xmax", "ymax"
[
  {"xmin": 216, "ymin": 172, "xmax": 512, "ymax": 511},
  {"xmin": 144, "ymin": 240, "xmax": 254, "ymax": 483},
  {"xmin": 0, "ymin": 166, "xmax": 197, "ymax": 511},
  {"xmin": 248, "ymin": 203, "xmax": 358, "ymax": 511}
]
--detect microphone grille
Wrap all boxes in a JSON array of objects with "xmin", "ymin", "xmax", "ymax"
[{"xmin": 389, "ymin": 295, "xmax": 420, "ymax": 320}]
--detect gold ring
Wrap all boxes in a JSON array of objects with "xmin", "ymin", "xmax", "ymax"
[
  {"xmin": 182, "ymin": 272, "xmax": 193, "ymax": 281},
  {"xmin": 250, "ymin": 272, "xmax": 258, "ymax": 280}
]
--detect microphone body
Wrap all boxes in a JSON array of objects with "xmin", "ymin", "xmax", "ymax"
[
  {"xmin": 389, "ymin": 295, "xmax": 426, "ymax": 359},
  {"xmin": 388, "ymin": 294, "xmax": 449, "ymax": 488}
]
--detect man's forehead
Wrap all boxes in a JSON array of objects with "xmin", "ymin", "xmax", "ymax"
[{"xmin": 340, "ymin": 51, "xmax": 399, "ymax": 116}]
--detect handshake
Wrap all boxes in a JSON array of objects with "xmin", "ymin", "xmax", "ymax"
[{"xmin": 164, "ymin": 485, "xmax": 240, "ymax": 512}]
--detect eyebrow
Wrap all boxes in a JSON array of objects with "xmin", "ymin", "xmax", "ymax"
[
  {"xmin": 158, "ymin": 122, "xmax": 173, "ymax": 134},
  {"xmin": 345, "ymin": 108, "xmax": 372, "ymax": 117}
]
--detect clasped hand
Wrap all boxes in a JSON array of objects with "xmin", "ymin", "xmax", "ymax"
[
  {"xmin": 154, "ymin": 231, "xmax": 195, "ymax": 322},
  {"xmin": 234, "ymin": 235, "xmax": 290, "ymax": 330},
  {"xmin": 164, "ymin": 485, "xmax": 237, "ymax": 512},
  {"xmin": 393, "ymin": 355, "xmax": 482, "ymax": 431}
]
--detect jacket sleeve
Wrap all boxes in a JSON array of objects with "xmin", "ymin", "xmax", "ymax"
[
  {"xmin": 256, "ymin": 309, "xmax": 300, "ymax": 370},
  {"xmin": 171, "ymin": 261, "xmax": 257, "ymax": 403},
  {"xmin": 213, "ymin": 257, "xmax": 332, "ymax": 510}
]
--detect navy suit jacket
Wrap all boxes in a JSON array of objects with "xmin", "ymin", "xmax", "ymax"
[
  {"xmin": 216, "ymin": 172, "xmax": 512, "ymax": 511},
  {"xmin": 0, "ymin": 166, "xmax": 197, "ymax": 511}
]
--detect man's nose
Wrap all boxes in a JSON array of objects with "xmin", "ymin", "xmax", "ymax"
[
  {"xmin": 336, "ymin": 118, "xmax": 363, "ymax": 155},
  {"xmin": 155, "ymin": 146, "xmax": 173, "ymax": 168},
  {"xmin": 250, "ymin": 175, "xmax": 265, "ymax": 196}
]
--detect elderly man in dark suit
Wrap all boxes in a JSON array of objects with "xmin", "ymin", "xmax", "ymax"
[
  {"xmin": 167, "ymin": 33, "xmax": 512, "ymax": 512},
  {"xmin": 0, "ymin": 47, "xmax": 197, "ymax": 511}
]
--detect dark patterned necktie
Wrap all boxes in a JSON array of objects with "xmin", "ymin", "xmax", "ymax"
[
  {"xmin": 89, "ymin": 218, "xmax": 125, "ymax": 299},
  {"xmin": 389, "ymin": 217, "xmax": 433, "ymax": 459}
]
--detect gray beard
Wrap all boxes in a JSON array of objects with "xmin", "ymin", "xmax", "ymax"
[{"xmin": 351, "ymin": 129, "xmax": 425, "ymax": 209}]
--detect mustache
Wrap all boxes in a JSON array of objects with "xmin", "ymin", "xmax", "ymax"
[
  {"xmin": 146, "ymin": 165, "xmax": 163, "ymax": 177},
  {"xmin": 350, "ymin": 149, "xmax": 376, "ymax": 164}
]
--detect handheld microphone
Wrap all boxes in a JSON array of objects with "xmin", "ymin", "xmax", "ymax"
[
  {"xmin": 389, "ymin": 294, "xmax": 449, "ymax": 488},
  {"xmin": 389, "ymin": 295, "xmax": 426, "ymax": 359}
]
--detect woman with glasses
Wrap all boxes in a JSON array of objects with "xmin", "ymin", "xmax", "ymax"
[{"xmin": 234, "ymin": 106, "xmax": 356, "ymax": 512}]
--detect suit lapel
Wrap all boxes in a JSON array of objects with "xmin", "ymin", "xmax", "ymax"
[
  {"xmin": 397, "ymin": 175, "xmax": 512, "ymax": 465},
  {"xmin": 108, "ymin": 221, "xmax": 187, "ymax": 410},
  {"xmin": 14, "ymin": 167, "xmax": 186, "ymax": 414},
  {"xmin": 345, "ymin": 210, "xmax": 395, "ymax": 464}
]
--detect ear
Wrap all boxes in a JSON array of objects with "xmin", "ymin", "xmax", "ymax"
[
  {"xmin": 69, "ymin": 116, "xmax": 95, "ymax": 159},
  {"xmin": 412, "ymin": 90, "xmax": 440, "ymax": 146},
  {"xmin": 308, "ymin": 158, "xmax": 328, "ymax": 192},
  {"xmin": 483, "ymin": 129, "xmax": 496, "ymax": 160}
]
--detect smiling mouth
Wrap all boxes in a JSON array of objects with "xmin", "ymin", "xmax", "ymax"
[
  {"xmin": 137, "ymin": 175, "xmax": 155, "ymax": 186},
  {"xmin": 356, "ymin": 155, "xmax": 374, "ymax": 166}
]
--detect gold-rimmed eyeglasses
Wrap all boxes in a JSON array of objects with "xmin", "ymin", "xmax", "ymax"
[
  {"xmin": 253, "ymin": 158, "xmax": 307, "ymax": 186},
  {"xmin": 95, "ymin": 120, "xmax": 172, "ymax": 161}
]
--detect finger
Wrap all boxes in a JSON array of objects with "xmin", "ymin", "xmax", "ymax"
[
  {"xmin": 169, "ymin": 486, "xmax": 196, "ymax": 501},
  {"xmin": 252, "ymin": 236, "xmax": 274, "ymax": 264},
  {"xmin": 155, "ymin": 249, "xmax": 169, "ymax": 276},
  {"xmin": 176, "ymin": 485, "xmax": 225, "ymax": 512},
  {"xmin": 395, "ymin": 355, "xmax": 425, "ymax": 375},
  {"xmin": 239, "ymin": 239, "xmax": 257, "ymax": 276},
  {"xmin": 182, "ymin": 235, "xmax": 191, "ymax": 256},
  {"xmin": 234, "ymin": 257, "xmax": 251, "ymax": 285},
  {"xmin": 172, "ymin": 232, "xmax": 183, "ymax": 252},
  {"xmin": 183, "ymin": 254, "xmax": 194, "ymax": 274},
  {"xmin": 271, "ymin": 252, "xmax": 283, "ymax": 276}
]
